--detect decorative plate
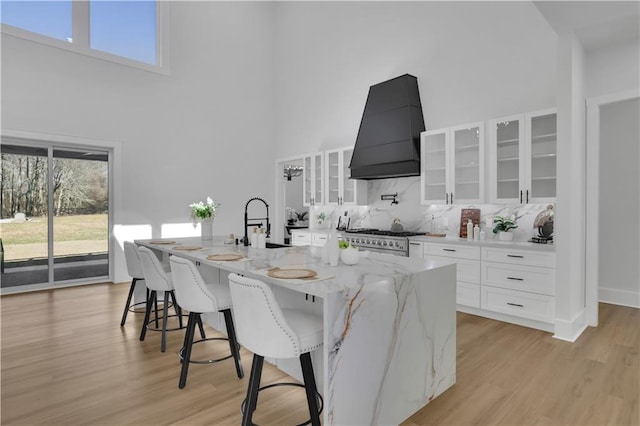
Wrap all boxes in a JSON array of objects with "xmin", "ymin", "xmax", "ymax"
[
  {"xmin": 172, "ymin": 246, "xmax": 203, "ymax": 251},
  {"xmin": 207, "ymin": 253, "xmax": 244, "ymax": 261},
  {"xmin": 267, "ymin": 268, "xmax": 317, "ymax": 279},
  {"xmin": 149, "ymin": 240, "xmax": 176, "ymax": 245}
]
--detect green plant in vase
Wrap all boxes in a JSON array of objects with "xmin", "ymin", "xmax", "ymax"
[{"xmin": 493, "ymin": 215, "xmax": 518, "ymax": 241}]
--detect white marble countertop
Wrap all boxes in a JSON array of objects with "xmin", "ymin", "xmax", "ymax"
[
  {"xmin": 408, "ymin": 235, "xmax": 556, "ymax": 252},
  {"xmin": 136, "ymin": 236, "xmax": 452, "ymax": 298}
]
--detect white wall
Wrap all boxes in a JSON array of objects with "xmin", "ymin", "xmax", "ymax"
[
  {"xmin": 272, "ymin": 1, "xmax": 558, "ymax": 158},
  {"xmin": 598, "ymin": 97, "xmax": 640, "ymax": 307},
  {"xmin": 587, "ymin": 39, "xmax": 640, "ymax": 98},
  {"xmin": 1, "ymin": 2, "xmax": 276, "ymax": 282}
]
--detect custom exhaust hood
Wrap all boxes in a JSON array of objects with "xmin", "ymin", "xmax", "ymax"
[{"xmin": 349, "ymin": 74, "xmax": 426, "ymax": 180}]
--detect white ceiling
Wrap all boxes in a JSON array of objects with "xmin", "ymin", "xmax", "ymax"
[{"xmin": 534, "ymin": 1, "xmax": 640, "ymax": 50}]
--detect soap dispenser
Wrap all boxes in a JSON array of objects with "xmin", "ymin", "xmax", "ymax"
[
  {"xmin": 250, "ymin": 227, "xmax": 259, "ymax": 247},
  {"xmin": 466, "ymin": 219, "xmax": 473, "ymax": 241}
]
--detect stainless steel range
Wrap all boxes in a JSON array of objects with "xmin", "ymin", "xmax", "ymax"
[{"xmin": 342, "ymin": 229, "xmax": 425, "ymax": 257}]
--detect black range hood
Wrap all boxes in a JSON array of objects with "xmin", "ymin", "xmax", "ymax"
[{"xmin": 349, "ymin": 74, "xmax": 426, "ymax": 180}]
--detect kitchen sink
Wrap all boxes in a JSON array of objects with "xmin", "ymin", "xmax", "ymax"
[{"xmin": 265, "ymin": 242, "xmax": 290, "ymax": 249}]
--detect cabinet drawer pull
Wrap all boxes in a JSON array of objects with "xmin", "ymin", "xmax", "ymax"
[
  {"xmin": 507, "ymin": 302, "xmax": 524, "ymax": 308},
  {"xmin": 507, "ymin": 276, "xmax": 524, "ymax": 281},
  {"xmin": 507, "ymin": 254, "xmax": 524, "ymax": 258},
  {"xmin": 443, "ymin": 248, "xmax": 456, "ymax": 252},
  {"xmin": 409, "ymin": 242, "xmax": 421, "ymax": 246}
]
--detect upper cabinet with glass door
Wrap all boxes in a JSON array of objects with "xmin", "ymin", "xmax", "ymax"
[
  {"xmin": 420, "ymin": 122, "xmax": 485, "ymax": 205},
  {"xmin": 526, "ymin": 109, "xmax": 557, "ymax": 203},
  {"xmin": 303, "ymin": 152, "xmax": 324, "ymax": 206},
  {"xmin": 325, "ymin": 146, "xmax": 366, "ymax": 206},
  {"xmin": 488, "ymin": 109, "xmax": 556, "ymax": 204}
]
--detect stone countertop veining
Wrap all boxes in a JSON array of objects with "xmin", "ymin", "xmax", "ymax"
[
  {"xmin": 136, "ymin": 236, "xmax": 453, "ymax": 298},
  {"xmin": 407, "ymin": 235, "xmax": 556, "ymax": 252}
]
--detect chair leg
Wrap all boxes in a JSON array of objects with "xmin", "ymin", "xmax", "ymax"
[
  {"xmin": 300, "ymin": 352, "xmax": 321, "ymax": 426},
  {"xmin": 223, "ymin": 309, "xmax": 244, "ymax": 379},
  {"xmin": 140, "ymin": 290, "xmax": 155, "ymax": 342},
  {"xmin": 161, "ymin": 291, "xmax": 170, "ymax": 352},
  {"xmin": 179, "ymin": 312, "xmax": 197, "ymax": 389},
  {"xmin": 171, "ymin": 291, "xmax": 184, "ymax": 329},
  {"xmin": 196, "ymin": 315, "xmax": 206, "ymax": 339},
  {"xmin": 120, "ymin": 278, "xmax": 138, "ymax": 327},
  {"xmin": 154, "ymin": 291, "xmax": 159, "ymax": 328},
  {"xmin": 243, "ymin": 354, "xmax": 264, "ymax": 426}
]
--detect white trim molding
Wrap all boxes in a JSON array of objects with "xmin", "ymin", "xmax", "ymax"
[
  {"xmin": 585, "ymin": 89, "xmax": 640, "ymax": 325},
  {"xmin": 1, "ymin": 128, "xmax": 123, "ymax": 288},
  {"xmin": 554, "ymin": 309, "xmax": 588, "ymax": 342}
]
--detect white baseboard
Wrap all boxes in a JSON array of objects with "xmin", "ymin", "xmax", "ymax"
[
  {"xmin": 554, "ymin": 309, "xmax": 588, "ymax": 342},
  {"xmin": 599, "ymin": 287, "xmax": 640, "ymax": 308}
]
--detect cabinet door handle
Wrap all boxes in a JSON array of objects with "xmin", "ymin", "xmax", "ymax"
[
  {"xmin": 507, "ymin": 254, "xmax": 524, "ymax": 258},
  {"xmin": 443, "ymin": 248, "xmax": 457, "ymax": 252},
  {"xmin": 507, "ymin": 302, "xmax": 524, "ymax": 308},
  {"xmin": 507, "ymin": 276, "xmax": 524, "ymax": 281},
  {"xmin": 520, "ymin": 190, "xmax": 523, "ymax": 204},
  {"xmin": 451, "ymin": 192, "xmax": 454, "ymax": 204},
  {"xmin": 526, "ymin": 190, "xmax": 529, "ymax": 203},
  {"xmin": 446, "ymin": 192, "xmax": 449, "ymax": 204}
]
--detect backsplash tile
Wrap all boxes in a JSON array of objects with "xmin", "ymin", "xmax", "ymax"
[{"xmin": 313, "ymin": 176, "xmax": 553, "ymax": 242}]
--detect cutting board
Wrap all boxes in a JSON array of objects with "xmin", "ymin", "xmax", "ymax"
[{"xmin": 459, "ymin": 208, "xmax": 481, "ymax": 238}]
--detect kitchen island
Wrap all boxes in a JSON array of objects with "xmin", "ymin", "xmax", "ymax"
[{"xmin": 136, "ymin": 237, "xmax": 456, "ymax": 425}]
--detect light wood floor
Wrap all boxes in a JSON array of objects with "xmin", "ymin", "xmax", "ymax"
[{"xmin": 1, "ymin": 282, "xmax": 638, "ymax": 425}]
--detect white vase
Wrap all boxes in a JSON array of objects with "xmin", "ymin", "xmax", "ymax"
[
  {"xmin": 327, "ymin": 229, "xmax": 340, "ymax": 267},
  {"xmin": 340, "ymin": 247, "xmax": 360, "ymax": 265},
  {"xmin": 498, "ymin": 231, "xmax": 513, "ymax": 241},
  {"xmin": 201, "ymin": 219, "xmax": 214, "ymax": 240}
]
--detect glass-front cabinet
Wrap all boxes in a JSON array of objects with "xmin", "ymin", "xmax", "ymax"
[
  {"xmin": 303, "ymin": 152, "xmax": 324, "ymax": 206},
  {"xmin": 488, "ymin": 109, "xmax": 556, "ymax": 204},
  {"xmin": 421, "ymin": 122, "xmax": 484, "ymax": 204},
  {"xmin": 527, "ymin": 109, "xmax": 557, "ymax": 202},
  {"xmin": 325, "ymin": 146, "xmax": 366, "ymax": 206}
]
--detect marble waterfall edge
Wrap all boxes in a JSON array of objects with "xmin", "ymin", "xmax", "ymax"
[{"xmin": 325, "ymin": 260, "xmax": 456, "ymax": 425}]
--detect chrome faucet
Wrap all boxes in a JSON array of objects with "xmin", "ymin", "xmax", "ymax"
[{"xmin": 243, "ymin": 197, "xmax": 270, "ymax": 246}]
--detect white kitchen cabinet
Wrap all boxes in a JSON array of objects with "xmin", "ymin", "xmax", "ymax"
[
  {"xmin": 408, "ymin": 241, "xmax": 423, "ymax": 258},
  {"xmin": 325, "ymin": 146, "xmax": 366, "ymax": 206},
  {"xmin": 291, "ymin": 230, "xmax": 312, "ymax": 246},
  {"xmin": 488, "ymin": 109, "xmax": 557, "ymax": 204},
  {"xmin": 420, "ymin": 122, "xmax": 485, "ymax": 205},
  {"xmin": 303, "ymin": 152, "xmax": 324, "ymax": 206},
  {"xmin": 480, "ymin": 246, "xmax": 556, "ymax": 324},
  {"xmin": 290, "ymin": 230, "xmax": 327, "ymax": 247},
  {"xmin": 423, "ymin": 242, "xmax": 481, "ymax": 308}
]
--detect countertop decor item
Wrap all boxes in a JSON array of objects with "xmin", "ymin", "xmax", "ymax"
[
  {"xmin": 493, "ymin": 215, "xmax": 518, "ymax": 241},
  {"xmin": 459, "ymin": 209, "xmax": 481, "ymax": 238},
  {"xmin": 533, "ymin": 204, "xmax": 554, "ymax": 238},
  {"xmin": 390, "ymin": 218, "xmax": 404, "ymax": 232},
  {"xmin": 190, "ymin": 197, "xmax": 219, "ymax": 241}
]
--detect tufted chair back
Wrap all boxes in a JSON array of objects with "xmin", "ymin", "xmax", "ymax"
[
  {"xmin": 137, "ymin": 246, "xmax": 173, "ymax": 292},
  {"xmin": 123, "ymin": 241, "xmax": 143, "ymax": 279},
  {"xmin": 170, "ymin": 256, "xmax": 229, "ymax": 314},
  {"xmin": 228, "ymin": 273, "xmax": 303, "ymax": 359}
]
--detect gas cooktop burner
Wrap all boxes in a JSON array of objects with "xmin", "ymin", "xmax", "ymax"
[{"xmin": 345, "ymin": 229, "xmax": 425, "ymax": 237}]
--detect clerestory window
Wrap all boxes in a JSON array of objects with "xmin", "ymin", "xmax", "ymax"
[{"xmin": 1, "ymin": 0, "xmax": 167, "ymax": 73}]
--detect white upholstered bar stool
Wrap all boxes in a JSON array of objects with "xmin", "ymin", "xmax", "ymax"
[
  {"xmin": 120, "ymin": 241, "xmax": 147, "ymax": 327},
  {"xmin": 137, "ymin": 246, "xmax": 187, "ymax": 352},
  {"xmin": 228, "ymin": 273, "xmax": 323, "ymax": 426},
  {"xmin": 169, "ymin": 256, "xmax": 244, "ymax": 388}
]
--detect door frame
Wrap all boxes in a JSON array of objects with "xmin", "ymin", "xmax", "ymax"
[
  {"xmin": 585, "ymin": 89, "xmax": 640, "ymax": 325},
  {"xmin": 1, "ymin": 128, "xmax": 122, "ymax": 293}
]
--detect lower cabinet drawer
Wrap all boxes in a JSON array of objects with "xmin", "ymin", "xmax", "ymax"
[
  {"xmin": 291, "ymin": 233, "xmax": 311, "ymax": 246},
  {"xmin": 481, "ymin": 286, "xmax": 555, "ymax": 322},
  {"xmin": 482, "ymin": 263, "xmax": 554, "ymax": 296},
  {"xmin": 427, "ymin": 255, "xmax": 480, "ymax": 283},
  {"xmin": 457, "ymin": 282, "xmax": 480, "ymax": 308}
]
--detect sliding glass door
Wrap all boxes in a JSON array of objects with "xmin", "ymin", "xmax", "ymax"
[
  {"xmin": 1, "ymin": 143, "xmax": 110, "ymax": 290},
  {"xmin": 0, "ymin": 145, "xmax": 50, "ymax": 287}
]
